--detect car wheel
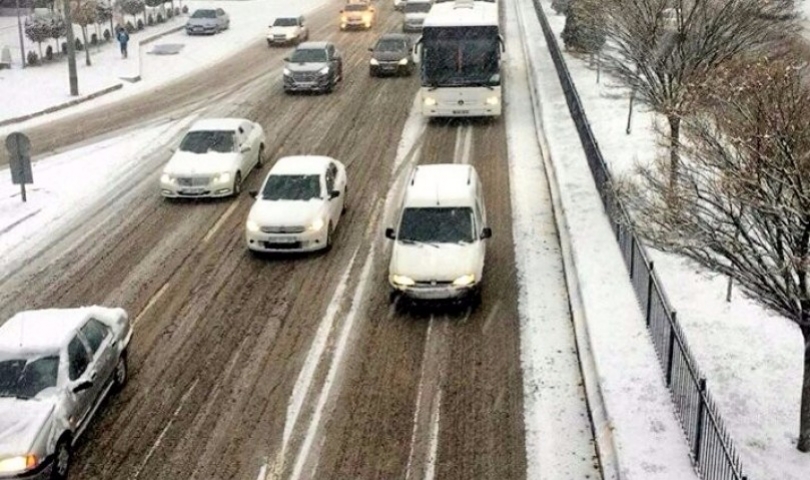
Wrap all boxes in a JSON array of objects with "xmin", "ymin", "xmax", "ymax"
[
  {"xmin": 327, "ymin": 78, "xmax": 335, "ymax": 94},
  {"xmin": 233, "ymin": 172, "xmax": 243, "ymax": 196},
  {"xmin": 257, "ymin": 145, "xmax": 265, "ymax": 168},
  {"xmin": 113, "ymin": 352, "xmax": 128, "ymax": 391},
  {"xmin": 51, "ymin": 437, "xmax": 71, "ymax": 480},
  {"xmin": 325, "ymin": 222, "xmax": 334, "ymax": 251},
  {"xmin": 342, "ymin": 188, "xmax": 347, "ymax": 214}
]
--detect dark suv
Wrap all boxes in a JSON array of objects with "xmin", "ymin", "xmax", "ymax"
[
  {"xmin": 369, "ymin": 34, "xmax": 414, "ymax": 77},
  {"xmin": 283, "ymin": 41, "xmax": 343, "ymax": 94}
]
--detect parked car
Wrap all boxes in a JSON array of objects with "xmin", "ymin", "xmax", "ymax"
[
  {"xmin": 386, "ymin": 164, "xmax": 491, "ymax": 305},
  {"xmin": 267, "ymin": 15, "xmax": 309, "ymax": 46},
  {"xmin": 186, "ymin": 8, "xmax": 229, "ymax": 35},
  {"xmin": 246, "ymin": 156, "xmax": 347, "ymax": 253},
  {"xmin": 402, "ymin": 0, "xmax": 432, "ymax": 32},
  {"xmin": 369, "ymin": 33, "xmax": 415, "ymax": 77},
  {"xmin": 160, "ymin": 118, "xmax": 266, "ymax": 199},
  {"xmin": 283, "ymin": 42, "xmax": 343, "ymax": 94},
  {"xmin": 339, "ymin": 2, "xmax": 376, "ymax": 30},
  {"xmin": 0, "ymin": 306, "xmax": 132, "ymax": 480}
]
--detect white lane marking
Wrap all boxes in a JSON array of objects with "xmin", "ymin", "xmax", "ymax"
[
  {"xmin": 405, "ymin": 317, "xmax": 435, "ymax": 480},
  {"xmin": 133, "ymin": 281, "xmax": 170, "ymax": 328},
  {"xmin": 290, "ymin": 242, "xmax": 378, "ymax": 480},
  {"xmin": 203, "ymin": 201, "xmax": 240, "ymax": 244},
  {"xmin": 461, "ymin": 125, "xmax": 473, "ymax": 165},
  {"xmin": 481, "ymin": 300, "xmax": 502, "ymax": 334},
  {"xmin": 453, "ymin": 126, "xmax": 464, "ymax": 164},
  {"xmin": 255, "ymin": 463, "xmax": 267, "ymax": 480},
  {"xmin": 424, "ymin": 388, "xmax": 443, "ymax": 480},
  {"xmin": 132, "ymin": 378, "xmax": 199, "ymax": 479}
]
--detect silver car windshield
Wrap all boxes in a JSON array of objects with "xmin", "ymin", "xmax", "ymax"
[
  {"xmin": 262, "ymin": 175, "xmax": 321, "ymax": 200},
  {"xmin": 0, "ymin": 354, "xmax": 59, "ymax": 399},
  {"xmin": 398, "ymin": 207, "xmax": 475, "ymax": 243},
  {"xmin": 178, "ymin": 131, "xmax": 235, "ymax": 154},
  {"xmin": 191, "ymin": 9, "xmax": 216, "ymax": 19}
]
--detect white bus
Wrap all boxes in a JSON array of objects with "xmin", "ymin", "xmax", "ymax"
[{"xmin": 416, "ymin": 0, "xmax": 503, "ymax": 118}]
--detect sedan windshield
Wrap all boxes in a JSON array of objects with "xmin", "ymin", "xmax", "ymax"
[
  {"xmin": 345, "ymin": 4, "xmax": 369, "ymax": 11},
  {"xmin": 273, "ymin": 18, "xmax": 298, "ymax": 27},
  {"xmin": 290, "ymin": 48, "xmax": 327, "ymax": 63},
  {"xmin": 179, "ymin": 131, "xmax": 235, "ymax": 154},
  {"xmin": 191, "ymin": 9, "xmax": 216, "ymax": 18},
  {"xmin": 0, "ymin": 354, "xmax": 59, "ymax": 399},
  {"xmin": 375, "ymin": 39, "xmax": 408, "ymax": 53},
  {"xmin": 398, "ymin": 207, "xmax": 475, "ymax": 243},
  {"xmin": 405, "ymin": 2, "xmax": 431, "ymax": 13},
  {"xmin": 262, "ymin": 175, "xmax": 322, "ymax": 200}
]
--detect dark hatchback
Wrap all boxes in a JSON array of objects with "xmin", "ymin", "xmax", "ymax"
[{"xmin": 369, "ymin": 34, "xmax": 415, "ymax": 77}]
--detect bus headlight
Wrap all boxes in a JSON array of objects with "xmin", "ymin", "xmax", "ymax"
[
  {"xmin": 485, "ymin": 96, "xmax": 499, "ymax": 106},
  {"xmin": 423, "ymin": 97, "xmax": 437, "ymax": 106}
]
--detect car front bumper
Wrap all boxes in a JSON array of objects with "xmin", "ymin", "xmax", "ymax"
[
  {"xmin": 283, "ymin": 75, "xmax": 332, "ymax": 92},
  {"xmin": 390, "ymin": 282, "xmax": 478, "ymax": 301},
  {"xmin": 267, "ymin": 35, "xmax": 297, "ymax": 45},
  {"xmin": 160, "ymin": 178, "xmax": 234, "ymax": 198},
  {"xmin": 246, "ymin": 228, "xmax": 328, "ymax": 253},
  {"xmin": 186, "ymin": 25, "xmax": 218, "ymax": 35}
]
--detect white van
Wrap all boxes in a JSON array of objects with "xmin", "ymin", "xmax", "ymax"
[{"xmin": 385, "ymin": 164, "xmax": 491, "ymax": 304}]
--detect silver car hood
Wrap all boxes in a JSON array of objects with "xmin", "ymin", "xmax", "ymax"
[
  {"xmin": 0, "ymin": 397, "xmax": 55, "ymax": 457},
  {"xmin": 286, "ymin": 62, "xmax": 329, "ymax": 73}
]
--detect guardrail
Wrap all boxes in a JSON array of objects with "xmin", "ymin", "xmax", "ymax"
[{"xmin": 528, "ymin": 1, "xmax": 749, "ymax": 479}]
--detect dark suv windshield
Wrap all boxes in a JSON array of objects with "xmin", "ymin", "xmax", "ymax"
[
  {"xmin": 274, "ymin": 18, "xmax": 298, "ymax": 27},
  {"xmin": 179, "ymin": 131, "xmax": 235, "ymax": 154},
  {"xmin": 290, "ymin": 48, "xmax": 327, "ymax": 63},
  {"xmin": 0, "ymin": 354, "xmax": 59, "ymax": 399},
  {"xmin": 398, "ymin": 207, "xmax": 475, "ymax": 243},
  {"xmin": 262, "ymin": 175, "xmax": 322, "ymax": 200},
  {"xmin": 191, "ymin": 9, "xmax": 216, "ymax": 18},
  {"xmin": 375, "ymin": 39, "xmax": 408, "ymax": 52}
]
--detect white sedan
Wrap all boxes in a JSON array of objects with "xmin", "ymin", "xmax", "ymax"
[
  {"xmin": 245, "ymin": 156, "xmax": 347, "ymax": 253},
  {"xmin": 160, "ymin": 118, "xmax": 266, "ymax": 199}
]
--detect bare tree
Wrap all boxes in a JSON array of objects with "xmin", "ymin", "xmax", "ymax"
[
  {"xmin": 600, "ymin": 0, "xmax": 796, "ymax": 187},
  {"xmin": 621, "ymin": 56, "xmax": 810, "ymax": 452},
  {"xmin": 72, "ymin": 0, "xmax": 98, "ymax": 66}
]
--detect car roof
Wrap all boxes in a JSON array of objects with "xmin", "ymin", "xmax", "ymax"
[
  {"xmin": 0, "ymin": 308, "xmax": 93, "ymax": 354},
  {"xmin": 404, "ymin": 164, "xmax": 478, "ymax": 208},
  {"xmin": 297, "ymin": 41, "xmax": 331, "ymax": 50},
  {"xmin": 269, "ymin": 156, "xmax": 335, "ymax": 175},
  {"xmin": 188, "ymin": 118, "xmax": 248, "ymax": 132}
]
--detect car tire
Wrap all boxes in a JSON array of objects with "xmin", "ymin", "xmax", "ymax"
[
  {"xmin": 325, "ymin": 222, "xmax": 334, "ymax": 251},
  {"xmin": 257, "ymin": 144, "xmax": 265, "ymax": 168},
  {"xmin": 113, "ymin": 351, "xmax": 128, "ymax": 391},
  {"xmin": 233, "ymin": 172, "xmax": 243, "ymax": 196},
  {"xmin": 51, "ymin": 437, "xmax": 71, "ymax": 480},
  {"xmin": 342, "ymin": 188, "xmax": 347, "ymax": 214}
]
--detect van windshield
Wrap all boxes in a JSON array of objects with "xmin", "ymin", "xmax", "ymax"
[{"xmin": 398, "ymin": 207, "xmax": 475, "ymax": 244}]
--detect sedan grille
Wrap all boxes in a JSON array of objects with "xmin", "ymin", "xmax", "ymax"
[
  {"xmin": 292, "ymin": 72, "xmax": 319, "ymax": 82},
  {"xmin": 176, "ymin": 177, "xmax": 211, "ymax": 187},
  {"xmin": 260, "ymin": 226, "xmax": 306, "ymax": 234},
  {"xmin": 273, "ymin": 35, "xmax": 287, "ymax": 40},
  {"xmin": 414, "ymin": 280, "xmax": 453, "ymax": 287}
]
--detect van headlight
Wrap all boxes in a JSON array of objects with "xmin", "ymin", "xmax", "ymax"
[
  {"xmin": 423, "ymin": 97, "xmax": 437, "ymax": 106},
  {"xmin": 160, "ymin": 173, "xmax": 175, "ymax": 184},
  {"xmin": 309, "ymin": 217, "xmax": 325, "ymax": 232},
  {"xmin": 246, "ymin": 220, "xmax": 260, "ymax": 233},
  {"xmin": 318, "ymin": 66, "xmax": 330, "ymax": 76},
  {"xmin": 485, "ymin": 96, "xmax": 499, "ymax": 106},
  {"xmin": 398, "ymin": 58, "xmax": 409, "ymax": 65},
  {"xmin": 452, "ymin": 274, "xmax": 475, "ymax": 287},
  {"xmin": 370, "ymin": 58, "xmax": 379, "ymax": 66},
  {"xmin": 391, "ymin": 274, "xmax": 415, "ymax": 286}
]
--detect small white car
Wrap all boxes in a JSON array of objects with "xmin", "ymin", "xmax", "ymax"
[
  {"xmin": 245, "ymin": 156, "xmax": 347, "ymax": 253},
  {"xmin": 0, "ymin": 306, "xmax": 131, "ymax": 480},
  {"xmin": 386, "ymin": 164, "xmax": 491, "ymax": 304},
  {"xmin": 160, "ymin": 118, "xmax": 266, "ymax": 199},
  {"xmin": 267, "ymin": 15, "xmax": 309, "ymax": 46}
]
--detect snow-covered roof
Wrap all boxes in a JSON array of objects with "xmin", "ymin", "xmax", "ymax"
[
  {"xmin": 405, "ymin": 164, "xmax": 477, "ymax": 208},
  {"xmin": 0, "ymin": 308, "xmax": 91, "ymax": 353},
  {"xmin": 423, "ymin": 0, "xmax": 499, "ymax": 29},
  {"xmin": 269, "ymin": 156, "xmax": 336, "ymax": 175},
  {"xmin": 188, "ymin": 118, "xmax": 249, "ymax": 132}
]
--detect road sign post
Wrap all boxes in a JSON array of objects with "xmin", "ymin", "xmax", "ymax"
[{"xmin": 5, "ymin": 132, "xmax": 33, "ymax": 202}]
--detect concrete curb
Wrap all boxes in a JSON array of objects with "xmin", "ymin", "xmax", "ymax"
[
  {"xmin": 513, "ymin": 2, "xmax": 620, "ymax": 479},
  {"xmin": 0, "ymin": 83, "xmax": 123, "ymax": 128}
]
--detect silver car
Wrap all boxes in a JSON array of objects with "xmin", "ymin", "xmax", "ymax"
[
  {"xmin": 0, "ymin": 307, "xmax": 132, "ymax": 479},
  {"xmin": 186, "ymin": 8, "xmax": 230, "ymax": 35}
]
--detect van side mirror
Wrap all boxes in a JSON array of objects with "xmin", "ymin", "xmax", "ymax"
[
  {"xmin": 385, "ymin": 228, "xmax": 395, "ymax": 240},
  {"xmin": 249, "ymin": 190, "xmax": 258, "ymax": 199},
  {"xmin": 481, "ymin": 227, "xmax": 492, "ymax": 239}
]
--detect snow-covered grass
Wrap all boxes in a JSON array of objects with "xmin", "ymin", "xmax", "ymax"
[{"xmin": 540, "ymin": 1, "xmax": 810, "ymax": 479}]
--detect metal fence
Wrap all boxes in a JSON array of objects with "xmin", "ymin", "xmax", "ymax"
[{"xmin": 529, "ymin": 1, "xmax": 749, "ymax": 479}]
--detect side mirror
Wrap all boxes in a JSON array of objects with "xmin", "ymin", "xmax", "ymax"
[
  {"xmin": 241, "ymin": 145, "xmax": 251, "ymax": 153},
  {"xmin": 249, "ymin": 190, "xmax": 258, "ymax": 199},
  {"xmin": 72, "ymin": 380, "xmax": 93, "ymax": 393},
  {"xmin": 385, "ymin": 228, "xmax": 395, "ymax": 240},
  {"xmin": 481, "ymin": 227, "xmax": 492, "ymax": 240},
  {"xmin": 339, "ymin": 9, "xmax": 344, "ymax": 13},
  {"xmin": 368, "ymin": 47, "xmax": 374, "ymax": 52},
  {"xmin": 283, "ymin": 56, "xmax": 290, "ymax": 62},
  {"xmin": 330, "ymin": 190, "xmax": 341, "ymax": 199}
]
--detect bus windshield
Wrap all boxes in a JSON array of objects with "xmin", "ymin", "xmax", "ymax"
[{"xmin": 421, "ymin": 26, "xmax": 500, "ymax": 87}]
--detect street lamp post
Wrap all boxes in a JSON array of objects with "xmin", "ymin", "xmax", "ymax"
[
  {"xmin": 15, "ymin": 0, "xmax": 25, "ymax": 68},
  {"xmin": 62, "ymin": 0, "xmax": 79, "ymax": 96}
]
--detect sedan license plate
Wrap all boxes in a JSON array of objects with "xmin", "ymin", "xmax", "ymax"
[
  {"xmin": 452, "ymin": 110, "xmax": 470, "ymax": 115},
  {"xmin": 181, "ymin": 187, "xmax": 205, "ymax": 194},
  {"xmin": 271, "ymin": 237, "xmax": 297, "ymax": 244}
]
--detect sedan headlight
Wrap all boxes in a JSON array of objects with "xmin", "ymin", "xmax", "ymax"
[
  {"xmin": 286, "ymin": 32, "xmax": 295, "ymax": 39},
  {"xmin": 370, "ymin": 58, "xmax": 379, "ymax": 66},
  {"xmin": 318, "ymin": 66, "xmax": 330, "ymax": 76},
  {"xmin": 423, "ymin": 97, "xmax": 437, "ymax": 106},
  {"xmin": 246, "ymin": 220, "xmax": 260, "ymax": 233},
  {"xmin": 0, "ymin": 455, "xmax": 37, "ymax": 474},
  {"xmin": 309, "ymin": 217, "xmax": 325, "ymax": 232},
  {"xmin": 398, "ymin": 58, "xmax": 409, "ymax": 65},
  {"xmin": 485, "ymin": 96, "xmax": 499, "ymax": 106},
  {"xmin": 214, "ymin": 172, "xmax": 232, "ymax": 184},
  {"xmin": 283, "ymin": 68, "xmax": 292, "ymax": 76},
  {"xmin": 452, "ymin": 274, "xmax": 475, "ymax": 287},
  {"xmin": 391, "ymin": 274, "xmax": 415, "ymax": 286},
  {"xmin": 160, "ymin": 173, "xmax": 174, "ymax": 184}
]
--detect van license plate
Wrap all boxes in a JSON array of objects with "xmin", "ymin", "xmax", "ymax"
[{"xmin": 452, "ymin": 110, "xmax": 469, "ymax": 115}]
